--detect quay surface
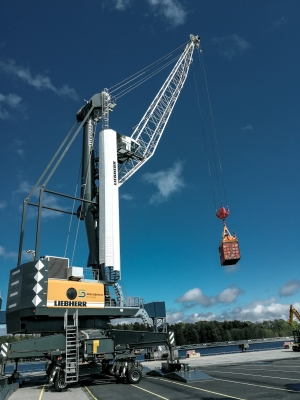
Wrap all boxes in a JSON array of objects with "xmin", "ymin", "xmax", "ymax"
[{"xmin": 5, "ymin": 348, "xmax": 300, "ymax": 400}]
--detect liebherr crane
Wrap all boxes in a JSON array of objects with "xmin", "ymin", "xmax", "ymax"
[{"xmin": 1, "ymin": 34, "xmax": 200, "ymax": 391}]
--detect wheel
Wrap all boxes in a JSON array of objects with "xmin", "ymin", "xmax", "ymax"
[
  {"xmin": 126, "ymin": 367, "xmax": 142, "ymax": 384},
  {"xmin": 54, "ymin": 373, "xmax": 68, "ymax": 392}
]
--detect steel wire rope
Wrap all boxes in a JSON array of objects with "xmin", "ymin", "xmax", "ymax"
[
  {"xmin": 197, "ymin": 49, "xmax": 222, "ymax": 206},
  {"xmin": 192, "ymin": 64, "xmax": 217, "ymax": 212},
  {"xmin": 64, "ymin": 160, "xmax": 82, "ymax": 259},
  {"xmin": 71, "ymin": 123, "xmax": 97, "ymax": 266},
  {"xmin": 114, "ymin": 54, "xmax": 181, "ymax": 100},
  {"xmin": 110, "ymin": 54, "xmax": 179, "ymax": 96},
  {"xmin": 109, "ymin": 41, "xmax": 187, "ymax": 93},
  {"xmin": 198, "ymin": 46, "xmax": 229, "ymax": 208}
]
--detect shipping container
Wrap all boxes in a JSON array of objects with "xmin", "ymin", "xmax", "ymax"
[{"xmin": 219, "ymin": 239, "xmax": 241, "ymax": 266}]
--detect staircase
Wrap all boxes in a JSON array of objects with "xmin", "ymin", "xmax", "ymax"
[
  {"xmin": 64, "ymin": 309, "xmax": 79, "ymax": 384},
  {"xmin": 113, "ymin": 282, "xmax": 125, "ymax": 307}
]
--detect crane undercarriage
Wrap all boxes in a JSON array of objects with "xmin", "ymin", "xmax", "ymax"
[{"xmin": 0, "ymin": 319, "xmax": 174, "ymax": 392}]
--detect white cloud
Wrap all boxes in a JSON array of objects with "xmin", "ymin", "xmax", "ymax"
[
  {"xmin": 218, "ymin": 287, "xmax": 243, "ymax": 303},
  {"xmin": 176, "ymin": 286, "xmax": 244, "ymax": 308},
  {"xmin": 147, "ymin": 0, "xmax": 187, "ymax": 27},
  {"xmin": 0, "ymin": 200, "xmax": 6, "ymax": 210},
  {"xmin": 0, "ymin": 93, "xmax": 22, "ymax": 107},
  {"xmin": 111, "ymin": 0, "xmax": 187, "ymax": 27},
  {"xmin": 0, "ymin": 245, "xmax": 17, "ymax": 260},
  {"xmin": 42, "ymin": 193, "xmax": 65, "ymax": 219},
  {"xmin": 168, "ymin": 297, "xmax": 298, "ymax": 324},
  {"xmin": 12, "ymin": 139, "xmax": 25, "ymax": 157},
  {"xmin": 280, "ymin": 280, "xmax": 300, "ymax": 297},
  {"xmin": 120, "ymin": 193, "xmax": 133, "ymax": 201},
  {"xmin": 13, "ymin": 180, "xmax": 32, "ymax": 196},
  {"xmin": 13, "ymin": 181, "xmax": 64, "ymax": 219},
  {"xmin": 242, "ymin": 124, "xmax": 253, "ymax": 131},
  {"xmin": 143, "ymin": 161, "xmax": 184, "ymax": 204},
  {"xmin": 274, "ymin": 16, "xmax": 288, "ymax": 29},
  {"xmin": 0, "ymin": 60, "xmax": 78, "ymax": 101},
  {"xmin": 167, "ymin": 309, "xmax": 217, "ymax": 324},
  {"xmin": 213, "ymin": 34, "xmax": 250, "ymax": 60},
  {"xmin": 0, "ymin": 92, "xmax": 22, "ymax": 120},
  {"xmin": 112, "ymin": 0, "xmax": 131, "ymax": 10},
  {"xmin": 227, "ymin": 299, "xmax": 293, "ymax": 322},
  {"xmin": 223, "ymin": 264, "xmax": 240, "ymax": 274}
]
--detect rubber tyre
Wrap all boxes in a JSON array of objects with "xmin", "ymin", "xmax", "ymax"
[
  {"xmin": 126, "ymin": 367, "xmax": 142, "ymax": 384},
  {"xmin": 54, "ymin": 374, "xmax": 68, "ymax": 392}
]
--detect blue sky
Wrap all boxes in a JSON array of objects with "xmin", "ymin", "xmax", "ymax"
[{"xmin": 1, "ymin": 0, "xmax": 300, "ymax": 328}]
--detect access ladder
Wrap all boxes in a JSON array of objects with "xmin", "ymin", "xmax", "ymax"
[{"xmin": 64, "ymin": 309, "xmax": 79, "ymax": 383}]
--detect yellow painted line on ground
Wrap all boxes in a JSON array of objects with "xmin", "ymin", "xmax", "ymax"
[
  {"xmin": 214, "ymin": 377, "xmax": 299, "ymax": 393},
  {"xmin": 38, "ymin": 385, "xmax": 45, "ymax": 400},
  {"xmin": 132, "ymin": 385, "xmax": 169, "ymax": 400},
  {"xmin": 84, "ymin": 386, "xmax": 98, "ymax": 400},
  {"xmin": 147, "ymin": 377, "xmax": 245, "ymax": 400}
]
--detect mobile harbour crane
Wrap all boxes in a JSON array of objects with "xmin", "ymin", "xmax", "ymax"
[{"xmin": 0, "ymin": 35, "xmax": 202, "ymax": 392}]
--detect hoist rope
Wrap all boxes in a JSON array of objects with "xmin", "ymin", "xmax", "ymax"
[
  {"xmin": 198, "ymin": 46, "xmax": 229, "ymax": 208},
  {"xmin": 109, "ymin": 41, "xmax": 187, "ymax": 93},
  {"xmin": 114, "ymin": 55, "xmax": 181, "ymax": 100},
  {"xmin": 192, "ymin": 66, "xmax": 217, "ymax": 211},
  {"xmin": 111, "ymin": 54, "xmax": 181, "ymax": 98}
]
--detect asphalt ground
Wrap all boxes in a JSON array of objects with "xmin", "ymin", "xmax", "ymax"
[{"xmin": 7, "ymin": 349, "xmax": 300, "ymax": 400}]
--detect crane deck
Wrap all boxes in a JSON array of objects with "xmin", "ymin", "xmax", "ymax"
[{"xmin": 6, "ymin": 349, "xmax": 300, "ymax": 400}]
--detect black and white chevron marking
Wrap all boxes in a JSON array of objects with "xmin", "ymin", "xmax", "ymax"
[
  {"xmin": 168, "ymin": 331, "xmax": 175, "ymax": 345},
  {"xmin": 0, "ymin": 342, "xmax": 9, "ymax": 357}
]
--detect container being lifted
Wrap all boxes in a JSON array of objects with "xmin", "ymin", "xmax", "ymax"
[{"xmin": 216, "ymin": 207, "xmax": 241, "ymax": 266}]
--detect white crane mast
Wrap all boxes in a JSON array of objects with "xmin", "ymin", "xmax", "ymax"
[{"xmin": 118, "ymin": 34, "xmax": 200, "ymax": 186}]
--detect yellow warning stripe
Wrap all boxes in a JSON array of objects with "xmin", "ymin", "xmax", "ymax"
[
  {"xmin": 38, "ymin": 385, "xmax": 45, "ymax": 400},
  {"xmin": 84, "ymin": 385, "xmax": 98, "ymax": 400}
]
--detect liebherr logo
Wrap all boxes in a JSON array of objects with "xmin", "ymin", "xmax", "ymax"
[{"xmin": 113, "ymin": 161, "xmax": 117, "ymax": 185}]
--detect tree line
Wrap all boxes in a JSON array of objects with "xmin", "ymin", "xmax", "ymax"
[
  {"xmin": 168, "ymin": 319, "xmax": 300, "ymax": 345},
  {"xmin": 112, "ymin": 319, "xmax": 300, "ymax": 345},
  {"xmin": 1, "ymin": 319, "xmax": 299, "ymax": 345}
]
